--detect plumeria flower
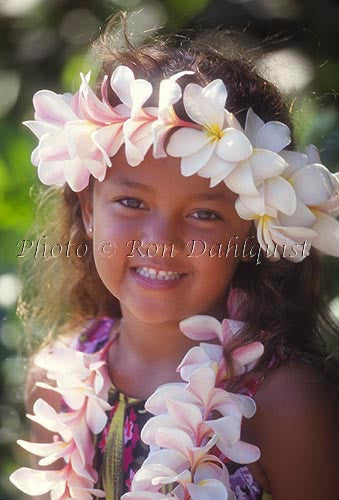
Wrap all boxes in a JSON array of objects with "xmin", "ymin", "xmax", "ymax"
[
  {"xmin": 27, "ymin": 399, "xmax": 95, "ymax": 466},
  {"xmin": 36, "ymin": 374, "xmax": 112, "ymax": 434},
  {"xmin": 279, "ymin": 144, "xmax": 339, "ymax": 257},
  {"xmin": 9, "ymin": 462, "xmax": 105, "ymax": 499},
  {"xmin": 152, "ymin": 70, "xmax": 196, "ymax": 158},
  {"xmin": 23, "ymin": 68, "xmax": 131, "ymax": 191},
  {"xmin": 143, "ymin": 366, "xmax": 259, "ymax": 465},
  {"xmin": 178, "ymin": 314, "xmax": 264, "ymax": 379},
  {"xmin": 107, "ymin": 65, "xmax": 159, "ymax": 166},
  {"xmin": 205, "ymin": 107, "xmax": 290, "ymax": 190},
  {"xmin": 166, "ymin": 79, "xmax": 253, "ymax": 178}
]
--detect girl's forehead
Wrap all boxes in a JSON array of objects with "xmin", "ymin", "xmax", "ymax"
[{"xmin": 96, "ymin": 149, "xmax": 237, "ymax": 203}]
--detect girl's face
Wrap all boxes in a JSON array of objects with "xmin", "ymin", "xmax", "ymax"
[{"xmin": 79, "ymin": 148, "xmax": 253, "ymax": 324}]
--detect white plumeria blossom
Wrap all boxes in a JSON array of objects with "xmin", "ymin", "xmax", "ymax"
[
  {"xmin": 166, "ymin": 79, "xmax": 253, "ymax": 179},
  {"xmin": 23, "ymin": 65, "xmax": 339, "ymax": 261}
]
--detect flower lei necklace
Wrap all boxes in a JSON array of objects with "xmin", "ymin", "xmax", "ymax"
[
  {"xmin": 21, "ymin": 64, "xmax": 339, "ymax": 261},
  {"xmin": 10, "ymin": 289, "xmax": 266, "ymax": 499}
]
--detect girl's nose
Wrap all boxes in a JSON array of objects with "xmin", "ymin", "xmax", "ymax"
[{"xmin": 139, "ymin": 214, "xmax": 186, "ymax": 256}]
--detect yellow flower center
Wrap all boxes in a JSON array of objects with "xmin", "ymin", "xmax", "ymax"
[{"xmin": 205, "ymin": 123, "xmax": 224, "ymax": 143}]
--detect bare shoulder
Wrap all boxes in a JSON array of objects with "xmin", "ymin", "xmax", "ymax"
[{"xmin": 243, "ymin": 359, "xmax": 339, "ymax": 499}]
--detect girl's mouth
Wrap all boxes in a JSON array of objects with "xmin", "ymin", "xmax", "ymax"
[{"xmin": 130, "ymin": 266, "xmax": 188, "ymax": 289}]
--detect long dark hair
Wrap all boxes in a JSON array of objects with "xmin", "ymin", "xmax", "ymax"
[{"xmin": 17, "ymin": 12, "xmax": 339, "ymax": 392}]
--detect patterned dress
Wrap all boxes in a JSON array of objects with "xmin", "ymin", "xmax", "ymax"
[{"xmin": 70, "ymin": 316, "xmax": 273, "ymax": 500}]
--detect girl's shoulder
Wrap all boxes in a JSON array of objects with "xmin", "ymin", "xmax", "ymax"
[{"xmin": 243, "ymin": 358, "xmax": 339, "ymax": 498}]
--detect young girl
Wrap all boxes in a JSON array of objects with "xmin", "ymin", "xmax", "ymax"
[{"xmin": 10, "ymin": 17, "xmax": 339, "ymax": 500}]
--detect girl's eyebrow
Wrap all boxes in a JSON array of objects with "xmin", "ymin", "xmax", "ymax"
[{"xmin": 113, "ymin": 177, "xmax": 232, "ymax": 203}]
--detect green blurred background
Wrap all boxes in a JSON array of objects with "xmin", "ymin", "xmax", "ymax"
[{"xmin": 1, "ymin": 0, "xmax": 339, "ymax": 498}]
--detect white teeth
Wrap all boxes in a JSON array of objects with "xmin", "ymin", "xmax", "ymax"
[{"xmin": 135, "ymin": 267, "xmax": 182, "ymax": 280}]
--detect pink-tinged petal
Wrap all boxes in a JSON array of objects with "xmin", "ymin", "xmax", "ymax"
[
  {"xmin": 17, "ymin": 438, "xmax": 74, "ymax": 465},
  {"xmin": 244, "ymin": 107, "xmax": 264, "ymax": 144},
  {"xmin": 141, "ymin": 414, "xmax": 178, "ymax": 445},
  {"xmin": 131, "ymin": 463, "xmax": 177, "ymax": 492},
  {"xmin": 166, "ymin": 399, "xmax": 203, "ymax": 432},
  {"xmin": 152, "ymin": 122, "xmax": 172, "ymax": 159},
  {"xmin": 250, "ymin": 148, "xmax": 287, "ymax": 182},
  {"xmin": 309, "ymin": 210, "xmax": 339, "ymax": 257},
  {"xmin": 79, "ymin": 73, "xmax": 118, "ymax": 124},
  {"xmin": 216, "ymin": 128, "xmax": 252, "ymax": 162},
  {"xmin": 130, "ymin": 79, "xmax": 153, "ymax": 115},
  {"xmin": 177, "ymin": 346, "xmax": 212, "ymax": 381},
  {"xmin": 145, "ymin": 383, "xmax": 196, "ymax": 415},
  {"xmin": 265, "ymin": 176, "xmax": 297, "ymax": 215},
  {"xmin": 27, "ymin": 399, "xmax": 67, "ymax": 434},
  {"xmin": 83, "ymin": 158, "xmax": 107, "ymax": 181},
  {"xmin": 183, "ymin": 81, "xmax": 225, "ymax": 129},
  {"xmin": 194, "ymin": 461, "xmax": 230, "ymax": 484},
  {"xmin": 187, "ymin": 479, "xmax": 229, "ymax": 499},
  {"xmin": 232, "ymin": 342, "xmax": 264, "ymax": 367},
  {"xmin": 92, "ymin": 123, "xmax": 124, "ymax": 159},
  {"xmin": 304, "ymin": 143, "xmax": 321, "ymax": 163},
  {"xmin": 38, "ymin": 131, "xmax": 69, "ymax": 162},
  {"xmin": 63, "ymin": 157, "xmax": 91, "ymax": 192},
  {"xmin": 224, "ymin": 159, "xmax": 258, "ymax": 197},
  {"xmin": 179, "ymin": 315, "xmax": 222, "ymax": 342},
  {"xmin": 220, "ymin": 319, "xmax": 246, "ymax": 343},
  {"xmin": 290, "ymin": 164, "xmax": 337, "ymax": 205},
  {"xmin": 110, "ymin": 65, "xmax": 134, "ymax": 107},
  {"xmin": 9, "ymin": 467, "xmax": 58, "ymax": 496},
  {"xmin": 186, "ymin": 367, "xmax": 216, "ymax": 407},
  {"xmin": 208, "ymin": 415, "xmax": 241, "ymax": 447},
  {"xmin": 255, "ymin": 121, "xmax": 291, "ymax": 152},
  {"xmin": 218, "ymin": 439, "xmax": 261, "ymax": 464},
  {"xmin": 70, "ymin": 450, "xmax": 96, "ymax": 481},
  {"xmin": 200, "ymin": 343, "xmax": 224, "ymax": 362},
  {"xmin": 278, "ymin": 198, "xmax": 316, "ymax": 227},
  {"xmin": 86, "ymin": 395, "xmax": 111, "ymax": 434},
  {"xmin": 167, "ymin": 128, "xmax": 209, "ymax": 157},
  {"xmin": 122, "ymin": 493, "xmax": 169, "ymax": 499},
  {"xmin": 155, "ymin": 427, "xmax": 194, "ymax": 453},
  {"xmin": 180, "ymin": 143, "xmax": 216, "ymax": 176},
  {"xmin": 198, "ymin": 155, "xmax": 237, "ymax": 179},
  {"xmin": 142, "ymin": 448, "xmax": 189, "ymax": 471},
  {"xmin": 152, "ymin": 468, "xmax": 191, "ymax": 487},
  {"xmin": 38, "ymin": 161, "xmax": 65, "ymax": 186},
  {"xmin": 23, "ymin": 120, "xmax": 59, "ymax": 139},
  {"xmin": 228, "ymin": 393, "xmax": 257, "ymax": 418},
  {"xmin": 33, "ymin": 90, "xmax": 77, "ymax": 126}
]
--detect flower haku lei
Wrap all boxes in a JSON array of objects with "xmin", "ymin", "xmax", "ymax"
[
  {"xmin": 23, "ymin": 65, "xmax": 339, "ymax": 261},
  {"xmin": 122, "ymin": 299, "xmax": 264, "ymax": 499},
  {"xmin": 9, "ymin": 338, "xmax": 115, "ymax": 499}
]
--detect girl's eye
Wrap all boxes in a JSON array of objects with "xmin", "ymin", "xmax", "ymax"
[
  {"xmin": 191, "ymin": 210, "xmax": 220, "ymax": 221},
  {"xmin": 115, "ymin": 197, "xmax": 147, "ymax": 210}
]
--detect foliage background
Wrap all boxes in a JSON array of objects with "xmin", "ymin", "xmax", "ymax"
[{"xmin": 0, "ymin": 0, "xmax": 338, "ymax": 498}]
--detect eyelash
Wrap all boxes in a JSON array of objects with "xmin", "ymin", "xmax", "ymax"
[{"xmin": 115, "ymin": 197, "xmax": 221, "ymax": 221}]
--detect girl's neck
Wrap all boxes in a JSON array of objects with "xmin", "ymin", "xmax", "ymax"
[{"xmin": 107, "ymin": 302, "xmax": 226, "ymax": 399}]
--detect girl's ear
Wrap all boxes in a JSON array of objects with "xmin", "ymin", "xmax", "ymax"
[{"xmin": 77, "ymin": 188, "xmax": 94, "ymax": 240}]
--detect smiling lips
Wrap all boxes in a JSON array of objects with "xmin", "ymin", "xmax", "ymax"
[
  {"xmin": 134, "ymin": 266, "xmax": 184, "ymax": 280},
  {"xmin": 130, "ymin": 266, "xmax": 188, "ymax": 289}
]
